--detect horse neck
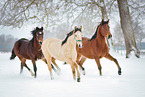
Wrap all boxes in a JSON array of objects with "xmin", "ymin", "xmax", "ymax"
[
  {"xmin": 32, "ymin": 36, "xmax": 40, "ymax": 48},
  {"xmin": 95, "ymin": 27, "xmax": 106, "ymax": 44},
  {"xmin": 67, "ymin": 34, "xmax": 76, "ymax": 49}
]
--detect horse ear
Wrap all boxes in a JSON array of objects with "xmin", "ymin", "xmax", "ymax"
[
  {"xmin": 80, "ymin": 26, "xmax": 82, "ymax": 30},
  {"xmin": 36, "ymin": 27, "xmax": 39, "ymax": 30},
  {"xmin": 73, "ymin": 26, "xmax": 77, "ymax": 33},
  {"xmin": 101, "ymin": 19, "xmax": 104, "ymax": 25},
  {"xmin": 41, "ymin": 27, "xmax": 43, "ymax": 30},
  {"xmin": 107, "ymin": 19, "xmax": 110, "ymax": 24}
]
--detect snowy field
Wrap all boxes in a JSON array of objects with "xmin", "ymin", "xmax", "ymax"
[{"xmin": 0, "ymin": 52, "xmax": 145, "ymax": 97}]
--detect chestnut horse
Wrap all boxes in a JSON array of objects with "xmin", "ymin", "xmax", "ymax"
[
  {"xmin": 41, "ymin": 26, "xmax": 83, "ymax": 82},
  {"xmin": 10, "ymin": 27, "xmax": 44, "ymax": 78},
  {"xmin": 76, "ymin": 19, "xmax": 122, "ymax": 76}
]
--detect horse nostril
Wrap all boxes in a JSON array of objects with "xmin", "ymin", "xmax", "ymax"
[
  {"xmin": 40, "ymin": 42, "xmax": 42, "ymax": 45},
  {"xmin": 108, "ymin": 35, "xmax": 112, "ymax": 39}
]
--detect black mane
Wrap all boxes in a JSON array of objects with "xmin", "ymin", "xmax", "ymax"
[
  {"xmin": 31, "ymin": 27, "xmax": 43, "ymax": 36},
  {"xmin": 89, "ymin": 21, "xmax": 108, "ymax": 41},
  {"xmin": 61, "ymin": 28, "xmax": 81, "ymax": 46}
]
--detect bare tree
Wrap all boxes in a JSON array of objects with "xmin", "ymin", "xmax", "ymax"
[
  {"xmin": 117, "ymin": 0, "xmax": 140, "ymax": 58},
  {"xmin": 0, "ymin": 0, "xmax": 60, "ymax": 28},
  {"xmin": 0, "ymin": 0, "xmax": 114, "ymax": 28},
  {"xmin": 0, "ymin": 0, "xmax": 144, "ymax": 58},
  {"xmin": 132, "ymin": 20, "xmax": 145, "ymax": 49},
  {"xmin": 113, "ymin": 23, "xmax": 124, "ymax": 48},
  {"xmin": 128, "ymin": 0, "xmax": 145, "ymax": 21},
  {"xmin": 0, "ymin": 34, "xmax": 17, "ymax": 52}
]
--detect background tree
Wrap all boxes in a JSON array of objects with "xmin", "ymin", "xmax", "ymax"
[
  {"xmin": 117, "ymin": 0, "xmax": 140, "ymax": 58},
  {"xmin": 112, "ymin": 23, "xmax": 124, "ymax": 49},
  {"xmin": 132, "ymin": 19, "xmax": 145, "ymax": 49},
  {"xmin": 0, "ymin": 34, "xmax": 17, "ymax": 52},
  {"xmin": 0, "ymin": 0, "xmax": 145, "ymax": 58}
]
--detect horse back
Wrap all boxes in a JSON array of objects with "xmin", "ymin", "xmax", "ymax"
[
  {"xmin": 82, "ymin": 37, "xmax": 90, "ymax": 41},
  {"xmin": 42, "ymin": 38, "xmax": 76, "ymax": 62}
]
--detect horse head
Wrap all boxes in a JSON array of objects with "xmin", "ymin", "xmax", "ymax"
[
  {"xmin": 32, "ymin": 27, "xmax": 44, "ymax": 45},
  {"xmin": 73, "ymin": 26, "xmax": 83, "ymax": 48},
  {"xmin": 100, "ymin": 19, "xmax": 112, "ymax": 39}
]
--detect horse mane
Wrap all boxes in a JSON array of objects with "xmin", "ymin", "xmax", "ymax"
[
  {"xmin": 31, "ymin": 28, "xmax": 38, "ymax": 36},
  {"xmin": 31, "ymin": 27, "xmax": 43, "ymax": 36},
  {"xmin": 89, "ymin": 21, "xmax": 108, "ymax": 41},
  {"xmin": 61, "ymin": 28, "xmax": 81, "ymax": 46}
]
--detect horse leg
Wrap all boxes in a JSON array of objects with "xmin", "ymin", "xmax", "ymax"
[
  {"xmin": 95, "ymin": 58, "xmax": 102, "ymax": 76},
  {"xmin": 105, "ymin": 53, "xmax": 122, "ymax": 75},
  {"xmin": 67, "ymin": 60, "xmax": 81, "ymax": 82},
  {"xmin": 76, "ymin": 54, "xmax": 86, "ymax": 75},
  {"xmin": 18, "ymin": 57, "xmax": 25, "ymax": 74},
  {"xmin": 42, "ymin": 46, "xmax": 54, "ymax": 79},
  {"xmin": 19, "ymin": 57, "xmax": 34, "ymax": 76},
  {"xmin": 31, "ymin": 59, "xmax": 37, "ymax": 78},
  {"xmin": 73, "ymin": 62, "xmax": 81, "ymax": 82},
  {"xmin": 47, "ymin": 58, "xmax": 53, "ymax": 80},
  {"xmin": 52, "ymin": 57, "xmax": 61, "ymax": 75},
  {"xmin": 24, "ymin": 63, "xmax": 34, "ymax": 76},
  {"xmin": 41, "ymin": 57, "xmax": 57, "ymax": 73},
  {"xmin": 79, "ymin": 57, "xmax": 87, "ymax": 75},
  {"xmin": 44, "ymin": 53, "xmax": 53, "ymax": 80},
  {"xmin": 71, "ymin": 65, "xmax": 76, "ymax": 80},
  {"xmin": 20, "ymin": 62, "xmax": 23, "ymax": 74}
]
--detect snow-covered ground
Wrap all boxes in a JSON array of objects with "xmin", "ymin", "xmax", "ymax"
[{"xmin": 0, "ymin": 52, "xmax": 145, "ymax": 97}]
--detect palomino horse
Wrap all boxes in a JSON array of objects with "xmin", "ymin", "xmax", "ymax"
[
  {"xmin": 10, "ymin": 27, "xmax": 44, "ymax": 78},
  {"xmin": 76, "ymin": 19, "xmax": 122, "ymax": 76},
  {"xmin": 41, "ymin": 26, "xmax": 83, "ymax": 82}
]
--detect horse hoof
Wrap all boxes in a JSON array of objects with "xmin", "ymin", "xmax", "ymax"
[
  {"xmin": 77, "ymin": 78, "xmax": 81, "ymax": 82},
  {"xmin": 118, "ymin": 70, "xmax": 122, "ymax": 75}
]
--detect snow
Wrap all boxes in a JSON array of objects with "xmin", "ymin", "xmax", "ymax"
[{"xmin": 0, "ymin": 52, "xmax": 145, "ymax": 97}]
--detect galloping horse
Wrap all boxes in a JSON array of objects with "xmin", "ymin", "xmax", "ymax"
[
  {"xmin": 41, "ymin": 26, "xmax": 83, "ymax": 82},
  {"xmin": 76, "ymin": 19, "xmax": 122, "ymax": 76},
  {"xmin": 10, "ymin": 27, "xmax": 44, "ymax": 78}
]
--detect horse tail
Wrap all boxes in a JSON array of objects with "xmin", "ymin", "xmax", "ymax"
[{"xmin": 10, "ymin": 49, "xmax": 16, "ymax": 60}]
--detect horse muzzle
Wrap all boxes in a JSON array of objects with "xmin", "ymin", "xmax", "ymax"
[
  {"xmin": 108, "ymin": 35, "xmax": 112, "ymax": 39},
  {"xmin": 39, "ymin": 40, "xmax": 43, "ymax": 45},
  {"xmin": 39, "ymin": 42, "xmax": 42, "ymax": 45}
]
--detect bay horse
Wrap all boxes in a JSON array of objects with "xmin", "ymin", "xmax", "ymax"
[
  {"xmin": 41, "ymin": 26, "xmax": 83, "ymax": 82},
  {"xmin": 10, "ymin": 27, "xmax": 44, "ymax": 78},
  {"xmin": 76, "ymin": 19, "xmax": 122, "ymax": 76}
]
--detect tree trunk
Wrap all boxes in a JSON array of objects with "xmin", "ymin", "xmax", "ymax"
[
  {"xmin": 99, "ymin": 0, "xmax": 108, "ymax": 20},
  {"xmin": 117, "ymin": 0, "xmax": 140, "ymax": 58}
]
